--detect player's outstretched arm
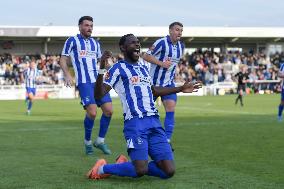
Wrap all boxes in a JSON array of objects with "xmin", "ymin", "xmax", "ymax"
[
  {"xmin": 95, "ymin": 51, "xmax": 112, "ymax": 99},
  {"xmin": 151, "ymin": 81, "xmax": 202, "ymax": 97},
  {"xmin": 59, "ymin": 55, "xmax": 73, "ymax": 87},
  {"xmin": 142, "ymin": 53, "xmax": 171, "ymax": 69}
]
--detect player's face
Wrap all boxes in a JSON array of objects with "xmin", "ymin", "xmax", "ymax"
[
  {"xmin": 79, "ymin": 20, "xmax": 93, "ymax": 38},
  {"xmin": 169, "ymin": 24, "xmax": 183, "ymax": 43},
  {"xmin": 30, "ymin": 61, "xmax": 36, "ymax": 69},
  {"xmin": 124, "ymin": 36, "xmax": 141, "ymax": 62}
]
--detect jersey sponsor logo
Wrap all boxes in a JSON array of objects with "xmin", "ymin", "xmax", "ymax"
[
  {"xmin": 130, "ymin": 76, "xmax": 151, "ymax": 86},
  {"xmin": 139, "ymin": 76, "xmax": 151, "ymax": 85},
  {"xmin": 130, "ymin": 76, "xmax": 140, "ymax": 84},
  {"xmin": 79, "ymin": 50, "xmax": 97, "ymax": 58}
]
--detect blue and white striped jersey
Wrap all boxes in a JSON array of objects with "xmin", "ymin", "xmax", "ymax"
[
  {"xmin": 280, "ymin": 63, "xmax": 284, "ymax": 88},
  {"xmin": 104, "ymin": 59, "xmax": 158, "ymax": 121},
  {"xmin": 147, "ymin": 35, "xmax": 184, "ymax": 87},
  {"xmin": 24, "ymin": 68, "xmax": 40, "ymax": 88},
  {"xmin": 61, "ymin": 34, "xmax": 102, "ymax": 86}
]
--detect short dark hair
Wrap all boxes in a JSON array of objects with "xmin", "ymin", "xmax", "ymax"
[
  {"xmin": 169, "ymin": 22, "xmax": 183, "ymax": 29},
  {"xmin": 78, "ymin": 16, "xmax": 93, "ymax": 25},
  {"xmin": 119, "ymin": 34, "xmax": 135, "ymax": 46}
]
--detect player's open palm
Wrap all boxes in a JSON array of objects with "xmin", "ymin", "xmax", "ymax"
[{"xmin": 181, "ymin": 81, "xmax": 202, "ymax": 93}]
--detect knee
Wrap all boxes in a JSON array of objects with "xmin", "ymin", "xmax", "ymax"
[
  {"xmin": 165, "ymin": 105, "xmax": 175, "ymax": 112},
  {"xmin": 135, "ymin": 166, "xmax": 148, "ymax": 177},
  {"xmin": 103, "ymin": 109, "xmax": 113, "ymax": 117},
  {"xmin": 28, "ymin": 95, "xmax": 34, "ymax": 101},
  {"xmin": 165, "ymin": 168, "xmax": 175, "ymax": 178},
  {"xmin": 162, "ymin": 166, "xmax": 175, "ymax": 178},
  {"xmin": 88, "ymin": 111, "xmax": 97, "ymax": 119}
]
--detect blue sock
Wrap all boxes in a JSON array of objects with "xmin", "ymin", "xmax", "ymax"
[
  {"xmin": 278, "ymin": 105, "xmax": 283, "ymax": 117},
  {"xmin": 99, "ymin": 114, "xmax": 111, "ymax": 138},
  {"xmin": 84, "ymin": 115, "xmax": 94, "ymax": 141},
  {"xmin": 147, "ymin": 161, "xmax": 169, "ymax": 179},
  {"xmin": 103, "ymin": 162, "xmax": 138, "ymax": 177},
  {"xmin": 26, "ymin": 98, "xmax": 29, "ymax": 108},
  {"xmin": 164, "ymin": 112, "xmax": 175, "ymax": 140},
  {"xmin": 28, "ymin": 101, "xmax": 32, "ymax": 111}
]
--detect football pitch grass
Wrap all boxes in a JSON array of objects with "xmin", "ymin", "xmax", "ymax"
[{"xmin": 0, "ymin": 95, "xmax": 284, "ymax": 189}]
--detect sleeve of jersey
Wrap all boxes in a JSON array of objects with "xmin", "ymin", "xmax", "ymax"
[
  {"xmin": 37, "ymin": 70, "xmax": 42, "ymax": 76},
  {"xmin": 23, "ymin": 70, "xmax": 27, "ymax": 78},
  {"xmin": 141, "ymin": 59, "xmax": 151, "ymax": 72},
  {"xmin": 97, "ymin": 42, "xmax": 102, "ymax": 59},
  {"xmin": 146, "ymin": 39, "xmax": 163, "ymax": 56},
  {"xmin": 181, "ymin": 42, "xmax": 185, "ymax": 54},
  {"xmin": 104, "ymin": 65, "xmax": 120, "ymax": 89},
  {"xmin": 61, "ymin": 37, "xmax": 73, "ymax": 56}
]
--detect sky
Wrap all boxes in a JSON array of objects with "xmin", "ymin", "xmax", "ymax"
[{"xmin": 1, "ymin": 0, "xmax": 284, "ymax": 27}]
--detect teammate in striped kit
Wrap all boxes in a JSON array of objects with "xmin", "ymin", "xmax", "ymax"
[
  {"xmin": 87, "ymin": 34, "xmax": 201, "ymax": 180},
  {"xmin": 59, "ymin": 16, "xmax": 112, "ymax": 155},
  {"xmin": 142, "ymin": 22, "xmax": 184, "ymax": 146},
  {"xmin": 24, "ymin": 60, "xmax": 40, "ymax": 115},
  {"xmin": 277, "ymin": 63, "xmax": 284, "ymax": 121}
]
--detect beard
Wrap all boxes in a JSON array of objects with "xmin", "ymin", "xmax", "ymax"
[{"xmin": 126, "ymin": 51, "xmax": 139, "ymax": 62}]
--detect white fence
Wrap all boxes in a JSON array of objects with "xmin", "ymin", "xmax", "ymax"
[
  {"xmin": 205, "ymin": 80, "xmax": 281, "ymax": 95},
  {"xmin": 0, "ymin": 85, "xmax": 75, "ymax": 100}
]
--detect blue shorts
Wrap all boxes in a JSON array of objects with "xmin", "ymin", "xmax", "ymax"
[
  {"xmin": 26, "ymin": 87, "xmax": 36, "ymax": 96},
  {"xmin": 281, "ymin": 86, "xmax": 284, "ymax": 101},
  {"xmin": 124, "ymin": 116, "xmax": 173, "ymax": 162},
  {"xmin": 77, "ymin": 82, "xmax": 112, "ymax": 107},
  {"xmin": 153, "ymin": 84, "xmax": 177, "ymax": 102}
]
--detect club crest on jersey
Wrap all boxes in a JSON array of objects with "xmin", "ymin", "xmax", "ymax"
[
  {"xmin": 137, "ymin": 137, "xmax": 143, "ymax": 145},
  {"xmin": 85, "ymin": 96, "xmax": 90, "ymax": 102}
]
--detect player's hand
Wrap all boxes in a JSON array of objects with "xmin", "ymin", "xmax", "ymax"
[
  {"xmin": 100, "ymin": 50, "xmax": 112, "ymax": 69},
  {"xmin": 181, "ymin": 81, "xmax": 202, "ymax": 93},
  {"xmin": 160, "ymin": 58, "xmax": 172, "ymax": 69},
  {"xmin": 64, "ymin": 74, "xmax": 73, "ymax": 87}
]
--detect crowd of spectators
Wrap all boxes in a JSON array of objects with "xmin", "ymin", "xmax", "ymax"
[
  {"xmin": 1, "ymin": 50, "xmax": 284, "ymax": 93},
  {"xmin": 0, "ymin": 54, "xmax": 63, "ymax": 85},
  {"xmin": 175, "ymin": 50, "xmax": 284, "ymax": 93}
]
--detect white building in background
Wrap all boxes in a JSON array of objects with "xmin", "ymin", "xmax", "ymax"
[{"xmin": 0, "ymin": 26, "xmax": 284, "ymax": 55}]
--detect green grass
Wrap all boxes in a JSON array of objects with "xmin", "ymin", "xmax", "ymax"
[{"xmin": 0, "ymin": 95, "xmax": 284, "ymax": 189}]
